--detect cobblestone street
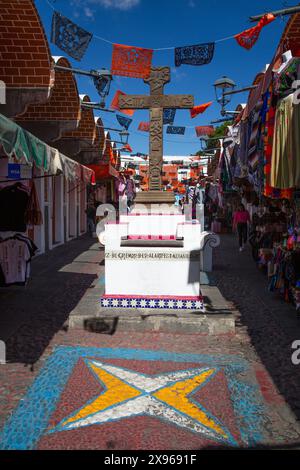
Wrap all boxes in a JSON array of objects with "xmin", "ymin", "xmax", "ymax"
[
  {"xmin": 213, "ymin": 235, "xmax": 300, "ymax": 425},
  {"xmin": 0, "ymin": 235, "xmax": 300, "ymax": 449}
]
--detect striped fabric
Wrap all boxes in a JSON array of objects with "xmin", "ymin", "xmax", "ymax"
[{"xmin": 248, "ymin": 100, "xmax": 263, "ymax": 170}]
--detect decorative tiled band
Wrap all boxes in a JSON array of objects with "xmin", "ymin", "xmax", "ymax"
[
  {"xmin": 100, "ymin": 295, "xmax": 205, "ymax": 311},
  {"xmin": 127, "ymin": 235, "xmax": 177, "ymax": 241}
]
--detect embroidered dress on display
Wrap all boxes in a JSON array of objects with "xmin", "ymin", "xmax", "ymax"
[
  {"xmin": 111, "ymin": 44, "xmax": 153, "ymax": 79},
  {"xmin": 175, "ymin": 43, "xmax": 215, "ymax": 67},
  {"xmin": 0, "ymin": 239, "xmax": 30, "ymax": 286},
  {"xmin": 51, "ymin": 11, "xmax": 93, "ymax": 61}
]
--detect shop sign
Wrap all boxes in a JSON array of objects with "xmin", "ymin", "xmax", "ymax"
[{"xmin": 7, "ymin": 163, "xmax": 21, "ymax": 179}]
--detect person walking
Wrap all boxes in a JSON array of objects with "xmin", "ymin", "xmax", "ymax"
[
  {"xmin": 125, "ymin": 174, "xmax": 136, "ymax": 212},
  {"xmin": 232, "ymin": 203, "xmax": 250, "ymax": 252},
  {"xmin": 85, "ymin": 203, "xmax": 96, "ymax": 237}
]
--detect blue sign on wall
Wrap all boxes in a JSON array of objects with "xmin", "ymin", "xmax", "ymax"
[{"xmin": 7, "ymin": 163, "xmax": 21, "ymax": 180}]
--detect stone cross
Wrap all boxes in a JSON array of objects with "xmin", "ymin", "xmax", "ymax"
[{"xmin": 119, "ymin": 67, "xmax": 194, "ymax": 192}]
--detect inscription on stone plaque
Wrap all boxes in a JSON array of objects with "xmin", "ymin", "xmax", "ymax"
[
  {"xmin": 105, "ymin": 251, "xmax": 200, "ymax": 261},
  {"xmin": 119, "ymin": 67, "xmax": 194, "ymax": 192}
]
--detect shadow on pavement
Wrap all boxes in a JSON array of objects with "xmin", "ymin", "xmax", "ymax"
[
  {"xmin": 213, "ymin": 234, "xmax": 300, "ymax": 422},
  {"xmin": 1, "ymin": 236, "xmax": 101, "ymax": 365}
]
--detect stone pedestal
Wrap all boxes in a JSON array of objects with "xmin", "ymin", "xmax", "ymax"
[
  {"xmin": 135, "ymin": 191, "xmax": 175, "ymax": 204},
  {"xmin": 100, "ymin": 206, "xmax": 206, "ymax": 311}
]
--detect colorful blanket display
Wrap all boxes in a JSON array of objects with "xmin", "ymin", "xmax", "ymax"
[{"xmin": 208, "ymin": 54, "xmax": 300, "ymax": 313}]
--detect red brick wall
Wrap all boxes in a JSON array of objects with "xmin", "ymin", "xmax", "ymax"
[
  {"xmin": 280, "ymin": 13, "xmax": 300, "ymax": 49},
  {"xmin": 102, "ymin": 131, "xmax": 112, "ymax": 163},
  {"xmin": 0, "ymin": 0, "xmax": 52, "ymax": 88},
  {"xmin": 96, "ymin": 117, "xmax": 105, "ymax": 155},
  {"xmin": 63, "ymin": 95, "xmax": 96, "ymax": 142},
  {"xmin": 18, "ymin": 57, "xmax": 80, "ymax": 121}
]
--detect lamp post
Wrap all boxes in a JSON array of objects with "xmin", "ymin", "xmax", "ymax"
[
  {"xmin": 199, "ymin": 135, "xmax": 209, "ymax": 151},
  {"xmin": 214, "ymin": 76, "xmax": 236, "ymax": 116},
  {"xmin": 55, "ymin": 64, "xmax": 113, "ymax": 110},
  {"xmin": 119, "ymin": 130, "xmax": 130, "ymax": 145},
  {"xmin": 90, "ymin": 68, "xmax": 113, "ymax": 108}
]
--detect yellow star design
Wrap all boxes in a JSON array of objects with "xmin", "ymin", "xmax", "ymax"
[{"xmin": 49, "ymin": 360, "xmax": 236, "ymax": 445}]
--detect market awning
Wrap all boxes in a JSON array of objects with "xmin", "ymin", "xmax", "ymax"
[
  {"xmin": 86, "ymin": 162, "xmax": 119, "ymax": 181},
  {"xmin": 0, "ymin": 113, "xmax": 95, "ymax": 185}
]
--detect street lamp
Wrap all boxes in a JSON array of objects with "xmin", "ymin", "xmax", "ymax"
[
  {"xmin": 54, "ymin": 64, "xmax": 113, "ymax": 110},
  {"xmin": 119, "ymin": 130, "xmax": 129, "ymax": 145},
  {"xmin": 90, "ymin": 68, "xmax": 113, "ymax": 108},
  {"xmin": 199, "ymin": 135, "xmax": 209, "ymax": 151},
  {"xmin": 214, "ymin": 76, "xmax": 236, "ymax": 116}
]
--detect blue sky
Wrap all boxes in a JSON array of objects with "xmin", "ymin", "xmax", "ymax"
[{"xmin": 35, "ymin": 0, "xmax": 291, "ymax": 155}]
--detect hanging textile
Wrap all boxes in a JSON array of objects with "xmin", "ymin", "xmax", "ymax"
[
  {"xmin": 25, "ymin": 181, "xmax": 43, "ymax": 226},
  {"xmin": 263, "ymin": 87, "xmax": 293, "ymax": 199},
  {"xmin": 235, "ymin": 14, "xmax": 275, "ymax": 50},
  {"xmin": 190, "ymin": 102, "xmax": 213, "ymax": 119},
  {"xmin": 163, "ymin": 109, "xmax": 176, "ymax": 125},
  {"xmin": 110, "ymin": 90, "xmax": 134, "ymax": 116},
  {"xmin": 116, "ymin": 115, "xmax": 132, "ymax": 130},
  {"xmin": 195, "ymin": 126, "xmax": 214, "ymax": 137},
  {"xmin": 122, "ymin": 144, "xmax": 133, "ymax": 153},
  {"xmin": 111, "ymin": 44, "xmax": 153, "ymax": 79},
  {"xmin": 271, "ymin": 92, "xmax": 300, "ymax": 189},
  {"xmin": 0, "ymin": 183, "xmax": 29, "ymax": 232},
  {"xmin": 0, "ymin": 234, "xmax": 38, "ymax": 287},
  {"xmin": 273, "ymin": 58, "xmax": 300, "ymax": 99},
  {"xmin": 51, "ymin": 11, "xmax": 93, "ymax": 61},
  {"xmin": 175, "ymin": 43, "xmax": 215, "ymax": 67},
  {"xmin": 0, "ymin": 114, "xmax": 95, "ymax": 184},
  {"xmin": 138, "ymin": 122, "xmax": 150, "ymax": 132},
  {"xmin": 91, "ymin": 70, "xmax": 110, "ymax": 97},
  {"xmin": 248, "ymin": 100, "xmax": 263, "ymax": 171},
  {"xmin": 166, "ymin": 126, "xmax": 185, "ymax": 135}
]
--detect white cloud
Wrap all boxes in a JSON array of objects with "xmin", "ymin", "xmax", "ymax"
[
  {"xmin": 88, "ymin": 0, "xmax": 140, "ymax": 10},
  {"xmin": 84, "ymin": 7, "xmax": 95, "ymax": 18},
  {"xmin": 171, "ymin": 67, "xmax": 187, "ymax": 82}
]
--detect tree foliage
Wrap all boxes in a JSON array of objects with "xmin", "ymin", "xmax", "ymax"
[{"xmin": 196, "ymin": 121, "xmax": 232, "ymax": 156}]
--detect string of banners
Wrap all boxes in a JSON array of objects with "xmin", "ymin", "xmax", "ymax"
[
  {"xmin": 50, "ymin": 8, "xmax": 277, "ymax": 67},
  {"xmin": 134, "ymin": 123, "xmax": 216, "ymax": 137}
]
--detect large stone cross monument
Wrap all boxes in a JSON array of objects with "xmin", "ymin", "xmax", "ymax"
[{"xmin": 119, "ymin": 66, "xmax": 194, "ymax": 203}]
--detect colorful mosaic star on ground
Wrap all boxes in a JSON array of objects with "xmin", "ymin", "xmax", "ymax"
[{"xmin": 0, "ymin": 347, "xmax": 267, "ymax": 450}]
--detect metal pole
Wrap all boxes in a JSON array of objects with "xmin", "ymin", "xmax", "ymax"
[
  {"xmin": 81, "ymin": 103, "xmax": 115, "ymax": 113},
  {"xmin": 96, "ymin": 125, "xmax": 123, "ymax": 133},
  {"xmin": 54, "ymin": 64, "xmax": 100, "ymax": 78},
  {"xmin": 0, "ymin": 174, "xmax": 60, "ymax": 184},
  {"xmin": 250, "ymin": 4, "xmax": 300, "ymax": 22},
  {"xmin": 224, "ymin": 85, "xmax": 258, "ymax": 96}
]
